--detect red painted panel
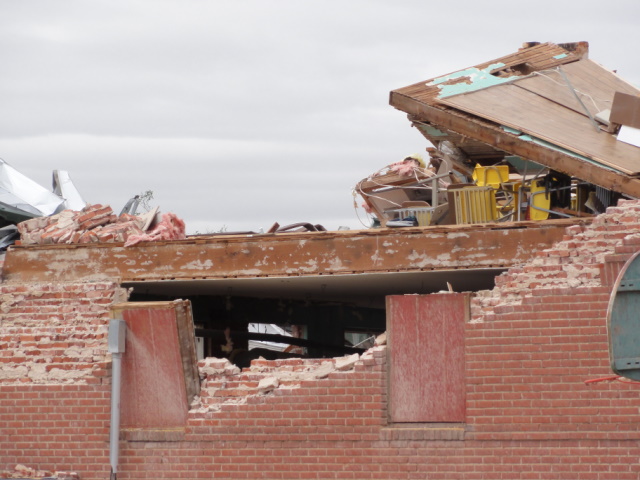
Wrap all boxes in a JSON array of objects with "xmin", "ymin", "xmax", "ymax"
[
  {"xmin": 388, "ymin": 294, "xmax": 467, "ymax": 423},
  {"xmin": 120, "ymin": 305, "xmax": 189, "ymax": 428}
]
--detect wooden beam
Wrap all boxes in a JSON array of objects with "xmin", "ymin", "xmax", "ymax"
[{"xmin": 2, "ymin": 220, "xmax": 578, "ymax": 284}]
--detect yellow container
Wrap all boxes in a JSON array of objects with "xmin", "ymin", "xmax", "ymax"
[
  {"xmin": 398, "ymin": 207, "xmax": 434, "ymax": 226},
  {"xmin": 472, "ymin": 164, "xmax": 510, "ymax": 189},
  {"xmin": 529, "ymin": 179, "xmax": 550, "ymax": 221},
  {"xmin": 451, "ymin": 187, "xmax": 497, "ymax": 224}
]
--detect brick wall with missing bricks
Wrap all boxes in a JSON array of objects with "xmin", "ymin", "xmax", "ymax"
[{"xmin": 3, "ymin": 200, "xmax": 640, "ymax": 479}]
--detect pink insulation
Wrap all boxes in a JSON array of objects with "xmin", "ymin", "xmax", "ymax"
[{"xmin": 123, "ymin": 212, "xmax": 186, "ymax": 247}]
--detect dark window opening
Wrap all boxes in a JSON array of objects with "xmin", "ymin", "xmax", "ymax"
[{"xmin": 123, "ymin": 270, "xmax": 500, "ymax": 368}]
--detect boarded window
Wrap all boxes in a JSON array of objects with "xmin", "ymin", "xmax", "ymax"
[
  {"xmin": 112, "ymin": 300, "xmax": 199, "ymax": 429},
  {"xmin": 387, "ymin": 293, "xmax": 468, "ymax": 423}
]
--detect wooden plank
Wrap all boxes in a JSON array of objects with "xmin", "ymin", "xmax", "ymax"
[
  {"xmin": 174, "ymin": 300, "xmax": 200, "ymax": 402},
  {"xmin": 611, "ymin": 92, "xmax": 640, "ymax": 129},
  {"xmin": 387, "ymin": 293, "xmax": 468, "ymax": 422},
  {"xmin": 391, "ymin": 92, "xmax": 640, "ymax": 197},
  {"xmin": 391, "ymin": 43, "xmax": 578, "ymax": 105},
  {"xmin": 357, "ymin": 170, "xmax": 436, "ymax": 193},
  {"xmin": 438, "ymin": 84, "xmax": 640, "ymax": 175},
  {"xmin": 113, "ymin": 301, "xmax": 197, "ymax": 429},
  {"xmin": 513, "ymin": 60, "xmax": 639, "ymax": 120}
]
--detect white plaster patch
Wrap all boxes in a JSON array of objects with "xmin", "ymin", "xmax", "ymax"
[
  {"xmin": 407, "ymin": 251, "xmax": 435, "ymax": 268},
  {"xmin": 296, "ymin": 259, "xmax": 318, "ymax": 273},
  {"xmin": 236, "ymin": 269, "xmax": 263, "ymax": 276},
  {"xmin": 447, "ymin": 233, "xmax": 470, "ymax": 239},
  {"xmin": 181, "ymin": 259, "xmax": 214, "ymax": 270},
  {"xmin": 328, "ymin": 257, "xmax": 343, "ymax": 269},
  {"xmin": 370, "ymin": 251, "xmax": 383, "ymax": 264}
]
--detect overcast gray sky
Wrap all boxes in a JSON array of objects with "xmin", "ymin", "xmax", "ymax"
[{"xmin": 1, "ymin": 1, "xmax": 639, "ymax": 233}]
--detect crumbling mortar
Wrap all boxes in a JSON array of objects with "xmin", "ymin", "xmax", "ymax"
[{"xmin": 193, "ymin": 348, "xmax": 383, "ymax": 416}]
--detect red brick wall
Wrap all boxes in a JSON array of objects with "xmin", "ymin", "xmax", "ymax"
[
  {"xmin": 1, "ymin": 384, "xmax": 111, "ymax": 478},
  {"xmin": 0, "ymin": 282, "xmax": 122, "ymax": 478},
  {"xmin": 3, "ymin": 200, "xmax": 640, "ymax": 479}
]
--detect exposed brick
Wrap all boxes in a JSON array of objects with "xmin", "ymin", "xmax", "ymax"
[{"xmin": 5, "ymin": 200, "xmax": 640, "ymax": 479}]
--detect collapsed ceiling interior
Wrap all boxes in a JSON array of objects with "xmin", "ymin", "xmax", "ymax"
[{"xmin": 385, "ymin": 41, "xmax": 640, "ymax": 226}]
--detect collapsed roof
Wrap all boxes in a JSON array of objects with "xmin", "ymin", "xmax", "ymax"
[{"xmin": 389, "ymin": 41, "xmax": 640, "ymax": 198}]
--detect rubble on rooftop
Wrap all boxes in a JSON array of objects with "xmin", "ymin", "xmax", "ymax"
[
  {"xmin": 16, "ymin": 204, "xmax": 185, "ymax": 247},
  {"xmin": 357, "ymin": 41, "xmax": 640, "ymax": 229}
]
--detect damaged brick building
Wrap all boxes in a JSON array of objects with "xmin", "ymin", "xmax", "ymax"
[{"xmin": 2, "ymin": 42, "xmax": 640, "ymax": 480}]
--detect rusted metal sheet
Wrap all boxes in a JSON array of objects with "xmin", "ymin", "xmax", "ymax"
[
  {"xmin": 113, "ymin": 301, "xmax": 197, "ymax": 429},
  {"xmin": 387, "ymin": 293, "xmax": 468, "ymax": 423},
  {"xmin": 2, "ymin": 221, "xmax": 577, "ymax": 283}
]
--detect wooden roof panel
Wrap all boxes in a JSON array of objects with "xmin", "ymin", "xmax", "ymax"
[
  {"xmin": 390, "ymin": 42, "xmax": 640, "ymax": 190},
  {"xmin": 508, "ymin": 59, "xmax": 640, "ymax": 119},
  {"xmin": 438, "ymin": 84, "xmax": 640, "ymax": 176},
  {"xmin": 392, "ymin": 42, "xmax": 580, "ymax": 105}
]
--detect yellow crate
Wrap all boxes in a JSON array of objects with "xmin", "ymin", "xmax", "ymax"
[
  {"xmin": 529, "ymin": 179, "xmax": 550, "ymax": 221},
  {"xmin": 451, "ymin": 186, "xmax": 497, "ymax": 224},
  {"xmin": 397, "ymin": 207, "xmax": 435, "ymax": 226}
]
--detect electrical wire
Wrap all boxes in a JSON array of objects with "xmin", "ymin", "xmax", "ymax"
[
  {"xmin": 584, "ymin": 375, "xmax": 640, "ymax": 385},
  {"xmin": 531, "ymin": 69, "xmax": 606, "ymax": 113}
]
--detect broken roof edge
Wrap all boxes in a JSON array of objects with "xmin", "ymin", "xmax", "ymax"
[
  {"xmin": 390, "ymin": 94, "xmax": 640, "ymax": 197},
  {"xmin": 389, "ymin": 41, "xmax": 640, "ymax": 197},
  {"xmin": 390, "ymin": 42, "xmax": 584, "ymax": 103}
]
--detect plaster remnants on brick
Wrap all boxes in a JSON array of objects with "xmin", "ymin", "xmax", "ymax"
[
  {"xmin": 0, "ymin": 282, "xmax": 121, "ymax": 384},
  {"xmin": 1, "ymin": 464, "xmax": 79, "ymax": 480},
  {"xmin": 471, "ymin": 199, "xmax": 640, "ymax": 321},
  {"xmin": 192, "ymin": 346, "xmax": 384, "ymax": 415}
]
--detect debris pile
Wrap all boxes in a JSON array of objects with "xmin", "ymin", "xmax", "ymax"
[
  {"xmin": 368, "ymin": 41, "xmax": 640, "ymax": 230},
  {"xmin": 192, "ymin": 346, "xmax": 385, "ymax": 415},
  {"xmin": 124, "ymin": 212, "xmax": 186, "ymax": 246},
  {"xmin": 0, "ymin": 464, "xmax": 79, "ymax": 479},
  {"xmin": 16, "ymin": 204, "xmax": 185, "ymax": 247}
]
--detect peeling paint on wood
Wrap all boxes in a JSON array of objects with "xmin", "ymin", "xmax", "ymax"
[{"xmin": 2, "ymin": 222, "xmax": 578, "ymax": 284}]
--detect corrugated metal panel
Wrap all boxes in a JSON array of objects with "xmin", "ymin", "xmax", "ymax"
[{"xmin": 387, "ymin": 293, "xmax": 468, "ymax": 423}]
